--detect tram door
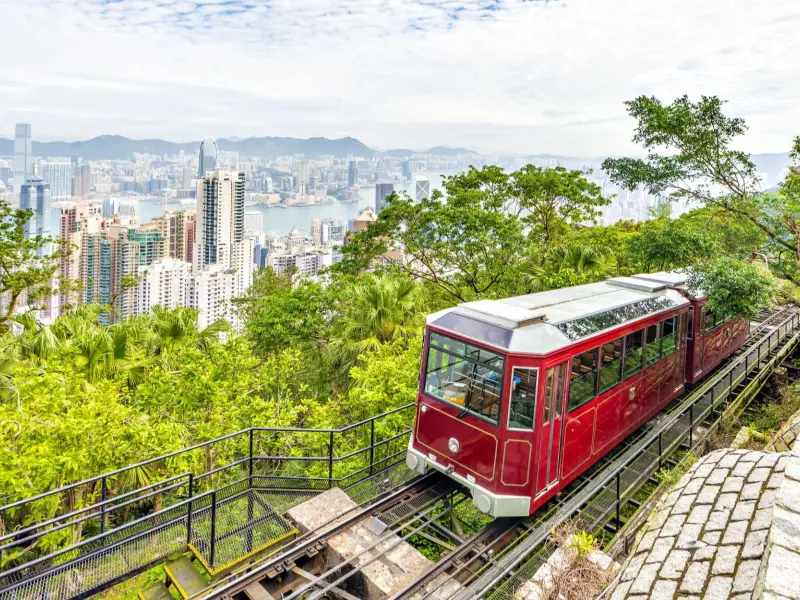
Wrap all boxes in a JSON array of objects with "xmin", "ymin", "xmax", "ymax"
[{"xmin": 535, "ymin": 362, "xmax": 569, "ymax": 498}]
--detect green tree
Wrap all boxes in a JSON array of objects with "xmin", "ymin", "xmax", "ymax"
[
  {"xmin": 625, "ymin": 215, "xmax": 714, "ymax": 272},
  {"xmin": 512, "ymin": 165, "xmax": 610, "ymax": 243},
  {"xmin": 328, "ymin": 274, "xmax": 424, "ymax": 378},
  {"xmin": 602, "ymin": 95, "xmax": 799, "ymax": 268},
  {"xmin": 0, "ymin": 199, "xmax": 69, "ymax": 328},
  {"xmin": 339, "ymin": 166, "xmax": 527, "ymax": 301},
  {"xmin": 523, "ymin": 243, "xmax": 607, "ymax": 291},
  {"xmin": 686, "ymin": 258, "xmax": 776, "ymax": 319}
]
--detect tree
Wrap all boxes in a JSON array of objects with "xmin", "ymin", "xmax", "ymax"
[
  {"xmin": 512, "ymin": 165, "xmax": 609, "ymax": 244},
  {"xmin": 602, "ymin": 95, "xmax": 800, "ymax": 269},
  {"xmin": 0, "ymin": 199, "xmax": 69, "ymax": 329},
  {"xmin": 328, "ymin": 274, "xmax": 424, "ymax": 378},
  {"xmin": 234, "ymin": 267, "xmax": 332, "ymax": 357},
  {"xmin": 523, "ymin": 243, "xmax": 607, "ymax": 291},
  {"xmin": 686, "ymin": 258, "xmax": 776, "ymax": 320},
  {"xmin": 339, "ymin": 166, "xmax": 527, "ymax": 302},
  {"xmin": 625, "ymin": 214, "xmax": 714, "ymax": 273}
]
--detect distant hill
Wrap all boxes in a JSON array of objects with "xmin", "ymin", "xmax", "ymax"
[
  {"xmin": 0, "ymin": 135, "xmax": 375, "ymax": 160},
  {"xmin": 382, "ymin": 146, "xmax": 478, "ymax": 157},
  {"xmin": 381, "ymin": 149, "xmax": 417, "ymax": 158}
]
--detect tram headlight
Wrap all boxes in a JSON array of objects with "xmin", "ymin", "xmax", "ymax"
[{"xmin": 448, "ymin": 437, "xmax": 460, "ymax": 454}]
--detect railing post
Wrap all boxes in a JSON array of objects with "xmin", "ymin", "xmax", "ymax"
[
  {"xmin": 615, "ymin": 472, "xmax": 621, "ymax": 533},
  {"xmin": 100, "ymin": 476, "xmax": 107, "ymax": 534},
  {"xmin": 249, "ymin": 429, "xmax": 254, "ymax": 488},
  {"xmin": 328, "ymin": 431, "xmax": 335, "ymax": 489},
  {"xmin": 658, "ymin": 433, "xmax": 663, "ymax": 470},
  {"xmin": 728, "ymin": 371, "xmax": 733, "ymax": 401},
  {"xmin": 187, "ymin": 474, "xmax": 194, "ymax": 544},
  {"xmin": 689, "ymin": 405, "xmax": 694, "ymax": 449},
  {"xmin": 369, "ymin": 419, "xmax": 375, "ymax": 476},
  {"xmin": 210, "ymin": 491, "xmax": 217, "ymax": 570}
]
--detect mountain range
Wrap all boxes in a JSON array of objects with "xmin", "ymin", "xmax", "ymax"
[{"xmin": 0, "ymin": 135, "xmax": 479, "ymax": 161}]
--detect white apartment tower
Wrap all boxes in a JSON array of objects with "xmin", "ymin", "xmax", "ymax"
[
  {"xmin": 41, "ymin": 161, "xmax": 73, "ymax": 200},
  {"xmin": 13, "ymin": 124, "xmax": 32, "ymax": 194},
  {"xmin": 194, "ymin": 170, "xmax": 245, "ymax": 271}
]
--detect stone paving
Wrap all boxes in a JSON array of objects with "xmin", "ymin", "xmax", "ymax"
[{"xmin": 608, "ymin": 448, "xmax": 799, "ymax": 600}]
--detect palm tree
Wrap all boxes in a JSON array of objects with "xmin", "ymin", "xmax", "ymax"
[
  {"xmin": 523, "ymin": 243, "xmax": 607, "ymax": 291},
  {"xmin": 329, "ymin": 275, "xmax": 423, "ymax": 378}
]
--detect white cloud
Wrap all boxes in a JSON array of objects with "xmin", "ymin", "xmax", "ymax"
[{"xmin": 0, "ymin": 0, "xmax": 798, "ymax": 154}]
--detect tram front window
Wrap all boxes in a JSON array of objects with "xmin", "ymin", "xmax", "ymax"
[{"xmin": 424, "ymin": 331, "xmax": 505, "ymax": 424}]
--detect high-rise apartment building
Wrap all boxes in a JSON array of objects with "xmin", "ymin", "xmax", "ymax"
[
  {"xmin": 73, "ymin": 164, "xmax": 92, "ymax": 197},
  {"xmin": 321, "ymin": 218, "xmax": 346, "ymax": 245},
  {"xmin": 19, "ymin": 178, "xmax": 52, "ymax": 248},
  {"xmin": 348, "ymin": 161, "xmax": 358, "ymax": 187},
  {"xmin": 134, "ymin": 258, "xmax": 192, "ymax": 315},
  {"xmin": 195, "ymin": 170, "xmax": 245, "ymax": 270},
  {"xmin": 297, "ymin": 160, "xmax": 309, "ymax": 193},
  {"xmin": 375, "ymin": 182, "xmax": 394, "ymax": 214},
  {"xmin": 198, "ymin": 137, "xmax": 218, "ymax": 178},
  {"xmin": 41, "ymin": 162, "xmax": 72, "ymax": 201},
  {"xmin": 59, "ymin": 204, "xmax": 101, "ymax": 309},
  {"xmin": 415, "ymin": 176, "xmax": 431, "ymax": 201},
  {"xmin": 13, "ymin": 124, "xmax": 32, "ymax": 194}
]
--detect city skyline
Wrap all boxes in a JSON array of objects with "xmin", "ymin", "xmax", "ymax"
[{"xmin": 1, "ymin": 1, "xmax": 799, "ymax": 156}]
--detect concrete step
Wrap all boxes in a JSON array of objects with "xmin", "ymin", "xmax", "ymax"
[
  {"xmin": 138, "ymin": 581, "xmax": 172, "ymax": 600},
  {"xmin": 164, "ymin": 556, "xmax": 208, "ymax": 599}
]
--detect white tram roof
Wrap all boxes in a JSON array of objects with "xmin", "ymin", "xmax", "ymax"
[{"xmin": 427, "ymin": 276, "xmax": 690, "ymax": 355}]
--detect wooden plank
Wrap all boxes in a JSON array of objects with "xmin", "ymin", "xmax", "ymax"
[{"xmin": 242, "ymin": 582, "xmax": 275, "ymax": 600}]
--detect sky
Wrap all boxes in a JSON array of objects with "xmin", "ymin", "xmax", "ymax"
[{"xmin": 1, "ymin": 0, "xmax": 799, "ymax": 155}]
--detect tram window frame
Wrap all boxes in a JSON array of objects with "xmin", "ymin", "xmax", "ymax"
[
  {"xmin": 687, "ymin": 307, "xmax": 694, "ymax": 340},
  {"xmin": 598, "ymin": 337, "xmax": 624, "ymax": 395},
  {"xmin": 424, "ymin": 331, "xmax": 505, "ymax": 425},
  {"xmin": 644, "ymin": 322, "xmax": 662, "ymax": 367},
  {"xmin": 508, "ymin": 367, "xmax": 538, "ymax": 431},
  {"xmin": 705, "ymin": 309, "xmax": 724, "ymax": 333},
  {"xmin": 661, "ymin": 316, "xmax": 677, "ymax": 357},
  {"xmin": 568, "ymin": 348, "xmax": 598, "ymax": 412},
  {"xmin": 623, "ymin": 328, "xmax": 645, "ymax": 379}
]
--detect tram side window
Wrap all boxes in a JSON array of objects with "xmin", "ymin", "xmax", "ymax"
[
  {"xmin": 644, "ymin": 323, "xmax": 662, "ymax": 367},
  {"xmin": 662, "ymin": 317, "xmax": 677, "ymax": 357},
  {"xmin": 705, "ymin": 310, "xmax": 723, "ymax": 333},
  {"xmin": 424, "ymin": 332, "xmax": 505, "ymax": 424},
  {"xmin": 687, "ymin": 307, "xmax": 694, "ymax": 340},
  {"xmin": 624, "ymin": 329, "xmax": 645, "ymax": 379},
  {"xmin": 569, "ymin": 348, "xmax": 597, "ymax": 411},
  {"xmin": 598, "ymin": 338, "xmax": 624, "ymax": 394},
  {"xmin": 509, "ymin": 368, "xmax": 538, "ymax": 430}
]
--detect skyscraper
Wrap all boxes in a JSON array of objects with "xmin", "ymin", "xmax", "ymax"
[
  {"xmin": 41, "ymin": 161, "xmax": 72, "ymax": 201},
  {"xmin": 375, "ymin": 183, "xmax": 394, "ymax": 214},
  {"xmin": 348, "ymin": 160, "xmax": 358, "ymax": 187},
  {"xmin": 198, "ymin": 137, "xmax": 218, "ymax": 178},
  {"xmin": 297, "ymin": 160, "xmax": 310, "ymax": 193},
  {"xmin": 415, "ymin": 176, "xmax": 431, "ymax": 201},
  {"xmin": 402, "ymin": 161, "xmax": 412, "ymax": 181},
  {"xmin": 13, "ymin": 124, "xmax": 32, "ymax": 194},
  {"xmin": 195, "ymin": 170, "xmax": 245, "ymax": 270},
  {"xmin": 19, "ymin": 178, "xmax": 52, "ymax": 248}
]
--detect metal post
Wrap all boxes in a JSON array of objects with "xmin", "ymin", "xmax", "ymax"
[
  {"xmin": 328, "ymin": 431, "xmax": 335, "ymax": 488},
  {"xmin": 210, "ymin": 491, "xmax": 217, "ymax": 569},
  {"xmin": 689, "ymin": 405, "xmax": 694, "ymax": 449},
  {"xmin": 658, "ymin": 433, "xmax": 662, "ymax": 470},
  {"xmin": 100, "ymin": 476, "xmax": 107, "ymax": 534},
  {"xmin": 615, "ymin": 472, "xmax": 621, "ymax": 533},
  {"xmin": 187, "ymin": 474, "xmax": 194, "ymax": 544},
  {"xmin": 728, "ymin": 371, "xmax": 733, "ymax": 401},
  {"xmin": 249, "ymin": 429, "xmax": 254, "ymax": 488},
  {"xmin": 369, "ymin": 419, "xmax": 375, "ymax": 476}
]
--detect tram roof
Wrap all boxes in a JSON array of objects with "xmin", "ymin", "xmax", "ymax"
[{"xmin": 427, "ymin": 276, "xmax": 690, "ymax": 355}]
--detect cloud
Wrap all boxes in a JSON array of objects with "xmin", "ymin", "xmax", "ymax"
[{"xmin": 0, "ymin": 0, "xmax": 798, "ymax": 155}]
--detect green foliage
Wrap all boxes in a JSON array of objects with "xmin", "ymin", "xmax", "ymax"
[
  {"xmin": 603, "ymin": 95, "xmax": 800, "ymax": 270},
  {"xmin": 568, "ymin": 531, "xmax": 599, "ymax": 558},
  {"xmin": 656, "ymin": 450, "xmax": 699, "ymax": 489},
  {"xmin": 0, "ymin": 198, "xmax": 70, "ymax": 329},
  {"xmin": 686, "ymin": 258, "xmax": 776, "ymax": 319}
]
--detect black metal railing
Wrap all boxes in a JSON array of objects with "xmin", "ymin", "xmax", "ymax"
[{"xmin": 0, "ymin": 403, "xmax": 415, "ymax": 599}]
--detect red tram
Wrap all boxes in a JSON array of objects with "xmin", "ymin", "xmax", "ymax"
[{"xmin": 405, "ymin": 271, "xmax": 749, "ymax": 517}]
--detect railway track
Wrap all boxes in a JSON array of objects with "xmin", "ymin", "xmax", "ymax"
[{"xmin": 197, "ymin": 306, "xmax": 800, "ymax": 600}]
